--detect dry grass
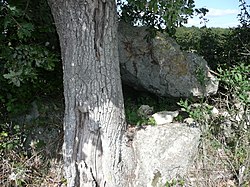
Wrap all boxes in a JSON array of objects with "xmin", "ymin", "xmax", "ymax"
[
  {"xmin": 0, "ymin": 126, "xmax": 65, "ymax": 187},
  {"xmin": 184, "ymin": 95, "xmax": 250, "ymax": 187},
  {"xmin": 0, "ymin": 152, "xmax": 65, "ymax": 187}
]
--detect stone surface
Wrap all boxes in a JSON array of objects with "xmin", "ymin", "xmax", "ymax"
[
  {"xmin": 118, "ymin": 22, "xmax": 219, "ymax": 97},
  {"xmin": 211, "ymin": 107, "xmax": 219, "ymax": 117},
  {"xmin": 152, "ymin": 110, "xmax": 179, "ymax": 125},
  {"xmin": 132, "ymin": 123, "xmax": 201, "ymax": 186}
]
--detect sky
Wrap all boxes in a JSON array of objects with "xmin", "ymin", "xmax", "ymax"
[{"xmin": 184, "ymin": 0, "xmax": 244, "ymax": 28}]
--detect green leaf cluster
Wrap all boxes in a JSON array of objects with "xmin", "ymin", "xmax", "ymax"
[
  {"xmin": 0, "ymin": 0, "xmax": 62, "ymax": 118},
  {"xmin": 117, "ymin": 0, "xmax": 205, "ymax": 36},
  {"xmin": 175, "ymin": 27, "xmax": 230, "ymax": 70},
  {"xmin": 238, "ymin": 0, "xmax": 250, "ymax": 27},
  {"xmin": 218, "ymin": 63, "xmax": 250, "ymax": 105},
  {"xmin": 177, "ymin": 99, "xmax": 213, "ymax": 121},
  {"xmin": 0, "ymin": 123, "xmax": 24, "ymax": 153}
]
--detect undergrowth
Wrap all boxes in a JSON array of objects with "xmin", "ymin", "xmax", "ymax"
[
  {"xmin": 123, "ymin": 85, "xmax": 180, "ymax": 126},
  {"xmin": 124, "ymin": 62, "xmax": 249, "ymax": 186},
  {"xmin": 178, "ymin": 63, "xmax": 250, "ymax": 186},
  {"xmin": 0, "ymin": 99, "xmax": 65, "ymax": 187}
]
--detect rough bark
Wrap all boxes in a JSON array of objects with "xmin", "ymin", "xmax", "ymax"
[{"xmin": 48, "ymin": 1, "xmax": 128, "ymax": 186}]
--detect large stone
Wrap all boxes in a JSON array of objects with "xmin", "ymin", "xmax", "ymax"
[
  {"xmin": 118, "ymin": 22, "xmax": 218, "ymax": 97},
  {"xmin": 133, "ymin": 123, "xmax": 200, "ymax": 187},
  {"xmin": 130, "ymin": 123, "xmax": 200, "ymax": 186}
]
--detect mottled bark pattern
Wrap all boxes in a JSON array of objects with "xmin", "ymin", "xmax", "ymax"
[{"xmin": 48, "ymin": 1, "xmax": 126, "ymax": 186}]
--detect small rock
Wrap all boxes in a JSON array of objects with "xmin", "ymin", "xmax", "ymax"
[
  {"xmin": 152, "ymin": 111, "xmax": 179, "ymax": 125},
  {"xmin": 137, "ymin": 105, "xmax": 154, "ymax": 118},
  {"xmin": 184, "ymin": 117, "xmax": 196, "ymax": 126},
  {"xmin": 211, "ymin": 107, "xmax": 219, "ymax": 117}
]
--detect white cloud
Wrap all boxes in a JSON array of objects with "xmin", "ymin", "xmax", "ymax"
[
  {"xmin": 184, "ymin": 16, "xmax": 238, "ymax": 28},
  {"xmin": 186, "ymin": 18, "xmax": 200, "ymax": 25},
  {"xmin": 207, "ymin": 8, "xmax": 239, "ymax": 17},
  {"xmin": 183, "ymin": 8, "xmax": 240, "ymax": 28},
  {"xmin": 184, "ymin": 17, "xmax": 205, "ymax": 27}
]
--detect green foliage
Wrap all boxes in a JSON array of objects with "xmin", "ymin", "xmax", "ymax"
[
  {"xmin": 195, "ymin": 65, "xmax": 208, "ymax": 87},
  {"xmin": 0, "ymin": 123, "xmax": 26, "ymax": 156},
  {"xmin": 222, "ymin": 27, "xmax": 250, "ymax": 66},
  {"xmin": 165, "ymin": 178, "xmax": 185, "ymax": 187},
  {"xmin": 0, "ymin": 0, "xmax": 249, "ymax": 185},
  {"xmin": 174, "ymin": 26, "xmax": 201, "ymax": 51},
  {"xmin": 0, "ymin": 0, "xmax": 62, "ymax": 118},
  {"xmin": 0, "ymin": 120, "xmax": 65, "ymax": 186},
  {"xmin": 178, "ymin": 99, "xmax": 213, "ymax": 122},
  {"xmin": 175, "ymin": 0, "xmax": 250, "ymax": 67},
  {"xmin": 123, "ymin": 90, "xmax": 178, "ymax": 126},
  {"xmin": 218, "ymin": 63, "xmax": 250, "ymax": 105},
  {"xmin": 175, "ymin": 25, "xmax": 250, "ymax": 70},
  {"xmin": 238, "ymin": 0, "xmax": 250, "ymax": 27},
  {"xmin": 2, "ymin": 45, "xmax": 57, "ymax": 86},
  {"xmin": 125, "ymin": 98, "xmax": 156, "ymax": 126},
  {"xmin": 175, "ymin": 27, "xmax": 230, "ymax": 70},
  {"xmin": 177, "ymin": 61, "xmax": 250, "ymax": 185},
  {"xmin": 117, "ymin": 0, "xmax": 207, "ymax": 36}
]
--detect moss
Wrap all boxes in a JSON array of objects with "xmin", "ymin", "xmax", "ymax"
[
  {"xmin": 171, "ymin": 55, "xmax": 188, "ymax": 76},
  {"xmin": 151, "ymin": 171, "xmax": 162, "ymax": 187}
]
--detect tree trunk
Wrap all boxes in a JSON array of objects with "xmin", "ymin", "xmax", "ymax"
[{"xmin": 48, "ymin": 1, "xmax": 128, "ymax": 186}]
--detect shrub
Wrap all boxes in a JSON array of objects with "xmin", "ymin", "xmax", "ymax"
[{"xmin": 0, "ymin": 0, "xmax": 62, "ymax": 119}]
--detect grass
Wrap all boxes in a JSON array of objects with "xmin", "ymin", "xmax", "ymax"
[{"xmin": 0, "ymin": 98, "xmax": 65, "ymax": 187}]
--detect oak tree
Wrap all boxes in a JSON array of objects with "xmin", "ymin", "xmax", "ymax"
[{"xmin": 47, "ymin": 0, "xmax": 198, "ymax": 186}]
